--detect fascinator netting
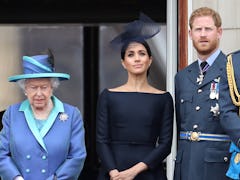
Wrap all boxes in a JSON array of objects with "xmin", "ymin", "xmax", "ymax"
[{"xmin": 110, "ymin": 13, "xmax": 161, "ymax": 49}]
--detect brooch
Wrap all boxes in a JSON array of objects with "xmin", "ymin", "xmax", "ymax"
[
  {"xmin": 210, "ymin": 103, "xmax": 220, "ymax": 116},
  {"xmin": 197, "ymin": 74, "xmax": 204, "ymax": 85},
  {"xmin": 59, "ymin": 113, "xmax": 68, "ymax": 122}
]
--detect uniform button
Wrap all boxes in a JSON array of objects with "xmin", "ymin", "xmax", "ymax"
[
  {"xmin": 198, "ymin": 89, "xmax": 202, "ymax": 93},
  {"xmin": 180, "ymin": 99, "xmax": 184, "ymax": 103},
  {"xmin": 26, "ymin": 169, "xmax": 30, "ymax": 173},
  {"xmin": 195, "ymin": 106, "xmax": 200, "ymax": 111},
  {"xmin": 26, "ymin": 155, "xmax": 31, "ymax": 159},
  {"xmin": 193, "ymin": 124, "xmax": 198, "ymax": 129},
  {"xmin": 42, "ymin": 155, "xmax": 47, "ymax": 160},
  {"xmin": 224, "ymin": 157, "xmax": 228, "ymax": 162},
  {"xmin": 41, "ymin": 169, "xmax": 46, "ymax": 173}
]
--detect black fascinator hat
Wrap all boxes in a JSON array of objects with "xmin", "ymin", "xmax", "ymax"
[{"xmin": 110, "ymin": 13, "xmax": 160, "ymax": 49}]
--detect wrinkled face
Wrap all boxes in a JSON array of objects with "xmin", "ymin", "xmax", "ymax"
[
  {"xmin": 189, "ymin": 16, "xmax": 222, "ymax": 56},
  {"xmin": 121, "ymin": 42, "xmax": 152, "ymax": 75},
  {"xmin": 25, "ymin": 78, "xmax": 53, "ymax": 110}
]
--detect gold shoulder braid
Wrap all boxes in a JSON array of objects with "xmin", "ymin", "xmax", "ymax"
[
  {"xmin": 226, "ymin": 54, "xmax": 240, "ymax": 115},
  {"xmin": 227, "ymin": 54, "xmax": 240, "ymax": 164}
]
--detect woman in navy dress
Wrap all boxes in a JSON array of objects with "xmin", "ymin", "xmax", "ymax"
[{"xmin": 96, "ymin": 14, "xmax": 174, "ymax": 180}]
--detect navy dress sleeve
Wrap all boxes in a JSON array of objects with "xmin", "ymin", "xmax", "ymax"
[
  {"xmin": 142, "ymin": 92, "xmax": 174, "ymax": 169},
  {"xmin": 96, "ymin": 89, "xmax": 116, "ymax": 172}
]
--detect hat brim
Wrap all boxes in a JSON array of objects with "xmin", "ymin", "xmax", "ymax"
[{"xmin": 8, "ymin": 73, "xmax": 70, "ymax": 82}]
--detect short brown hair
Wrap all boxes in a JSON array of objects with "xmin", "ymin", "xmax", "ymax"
[{"xmin": 189, "ymin": 7, "xmax": 222, "ymax": 29}]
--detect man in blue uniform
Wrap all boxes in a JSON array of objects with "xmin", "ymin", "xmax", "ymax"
[
  {"xmin": 174, "ymin": 7, "xmax": 231, "ymax": 180},
  {"xmin": 219, "ymin": 50, "xmax": 240, "ymax": 179}
]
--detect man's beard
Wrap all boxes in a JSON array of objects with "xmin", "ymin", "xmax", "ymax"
[{"xmin": 193, "ymin": 40, "xmax": 218, "ymax": 56}]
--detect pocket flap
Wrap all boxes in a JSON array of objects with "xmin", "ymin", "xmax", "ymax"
[
  {"xmin": 180, "ymin": 94, "xmax": 193, "ymax": 103},
  {"xmin": 204, "ymin": 148, "xmax": 230, "ymax": 163}
]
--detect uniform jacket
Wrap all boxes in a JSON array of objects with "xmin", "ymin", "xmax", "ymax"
[
  {"xmin": 219, "ymin": 50, "xmax": 240, "ymax": 179},
  {"xmin": 0, "ymin": 96, "xmax": 86, "ymax": 180},
  {"xmin": 174, "ymin": 51, "xmax": 231, "ymax": 180}
]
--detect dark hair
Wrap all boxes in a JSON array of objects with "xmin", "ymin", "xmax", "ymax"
[{"xmin": 120, "ymin": 40, "xmax": 152, "ymax": 60}]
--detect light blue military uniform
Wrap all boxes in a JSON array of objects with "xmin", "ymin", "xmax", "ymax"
[
  {"xmin": 219, "ymin": 50, "xmax": 240, "ymax": 180},
  {"xmin": 174, "ymin": 50, "xmax": 231, "ymax": 180},
  {"xmin": 0, "ymin": 96, "xmax": 86, "ymax": 180}
]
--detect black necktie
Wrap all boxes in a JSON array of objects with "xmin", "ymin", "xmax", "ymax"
[{"xmin": 200, "ymin": 61, "xmax": 209, "ymax": 74}]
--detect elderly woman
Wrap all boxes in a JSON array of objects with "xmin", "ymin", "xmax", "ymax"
[{"xmin": 0, "ymin": 51, "xmax": 86, "ymax": 180}]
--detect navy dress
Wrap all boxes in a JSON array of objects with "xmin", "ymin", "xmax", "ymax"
[{"xmin": 96, "ymin": 89, "xmax": 174, "ymax": 180}]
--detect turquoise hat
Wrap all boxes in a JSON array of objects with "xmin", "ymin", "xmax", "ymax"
[{"xmin": 8, "ymin": 54, "xmax": 70, "ymax": 82}]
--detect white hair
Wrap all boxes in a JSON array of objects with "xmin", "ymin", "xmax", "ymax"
[{"xmin": 17, "ymin": 78, "xmax": 60, "ymax": 92}]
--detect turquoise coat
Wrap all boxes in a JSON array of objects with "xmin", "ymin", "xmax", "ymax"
[{"xmin": 0, "ymin": 96, "xmax": 86, "ymax": 180}]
